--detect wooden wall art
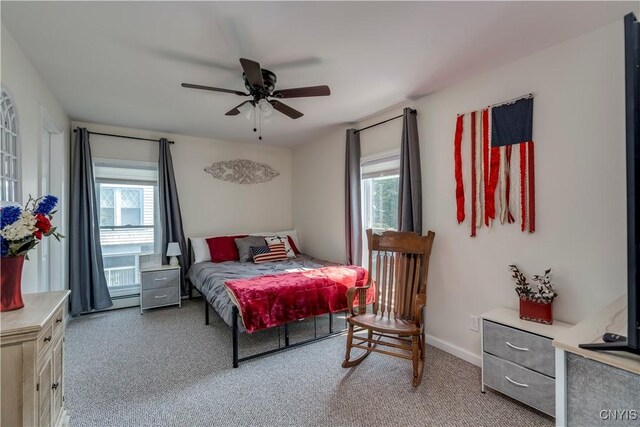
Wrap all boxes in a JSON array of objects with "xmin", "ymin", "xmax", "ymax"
[{"xmin": 204, "ymin": 159, "xmax": 280, "ymax": 184}]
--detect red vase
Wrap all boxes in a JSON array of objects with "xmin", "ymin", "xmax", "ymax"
[
  {"xmin": 519, "ymin": 296, "xmax": 553, "ymax": 325},
  {"xmin": 1, "ymin": 256, "xmax": 25, "ymax": 312}
]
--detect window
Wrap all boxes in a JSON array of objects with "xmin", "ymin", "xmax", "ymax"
[
  {"xmin": 0, "ymin": 89, "xmax": 20, "ymax": 202},
  {"xmin": 361, "ymin": 152, "xmax": 400, "ymax": 231},
  {"xmin": 94, "ymin": 160, "xmax": 159, "ymax": 298},
  {"xmin": 361, "ymin": 152, "xmax": 400, "ymax": 269},
  {"xmin": 99, "ymin": 186, "xmax": 143, "ymax": 226}
]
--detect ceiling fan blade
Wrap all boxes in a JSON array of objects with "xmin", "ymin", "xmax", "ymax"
[
  {"xmin": 225, "ymin": 101, "xmax": 252, "ymax": 116},
  {"xmin": 181, "ymin": 83, "xmax": 248, "ymax": 96},
  {"xmin": 269, "ymin": 100, "xmax": 304, "ymax": 119},
  {"xmin": 239, "ymin": 58, "xmax": 264, "ymax": 89},
  {"xmin": 272, "ymin": 85, "xmax": 330, "ymax": 99}
]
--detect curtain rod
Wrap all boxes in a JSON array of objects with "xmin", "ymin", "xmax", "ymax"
[
  {"xmin": 354, "ymin": 109, "xmax": 416, "ymax": 134},
  {"xmin": 73, "ymin": 129, "xmax": 175, "ymax": 144}
]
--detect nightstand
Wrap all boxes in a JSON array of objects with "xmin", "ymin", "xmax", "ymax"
[
  {"xmin": 481, "ymin": 308, "xmax": 573, "ymax": 417},
  {"xmin": 140, "ymin": 265, "xmax": 181, "ymax": 314}
]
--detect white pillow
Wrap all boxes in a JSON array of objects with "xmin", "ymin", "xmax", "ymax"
[
  {"xmin": 264, "ymin": 236, "xmax": 295, "ymax": 258},
  {"xmin": 250, "ymin": 229, "xmax": 300, "ymax": 252},
  {"xmin": 190, "ymin": 237, "xmax": 211, "ymax": 263}
]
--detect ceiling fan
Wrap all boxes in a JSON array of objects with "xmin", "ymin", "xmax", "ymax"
[{"xmin": 181, "ymin": 58, "xmax": 331, "ymax": 120}]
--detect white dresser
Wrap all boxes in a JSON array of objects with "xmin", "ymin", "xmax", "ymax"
[
  {"xmin": 0, "ymin": 290, "xmax": 70, "ymax": 427},
  {"xmin": 481, "ymin": 308, "xmax": 573, "ymax": 417},
  {"xmin": 140, "ymin": 265, "xmax": 181, "ymax": 314}
]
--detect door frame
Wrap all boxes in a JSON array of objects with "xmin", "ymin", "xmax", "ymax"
[{"xmin": 39, "ymin": 106, "xmax": 66, "ymax": 292}]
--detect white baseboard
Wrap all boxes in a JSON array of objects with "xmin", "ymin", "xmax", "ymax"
[
  {"xmin": 108, "ymin": 295, "xmax": 140, "ymax": 310},
  {"xmin": 425, "ymin": 333, "xmax": 482, "ymax": 367}
]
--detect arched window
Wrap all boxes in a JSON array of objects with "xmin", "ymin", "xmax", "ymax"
[{"xmin": 0, "ymin": 88, "xmax": 20, "ymax": 202}]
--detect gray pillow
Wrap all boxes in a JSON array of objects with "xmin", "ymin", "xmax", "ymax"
[{"xmin": 235, "ymin": 236, "xmax": 267, "ymax": 262}]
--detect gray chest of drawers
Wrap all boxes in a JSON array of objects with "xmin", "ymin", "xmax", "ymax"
[
  {"xmin": 481, "ymin": 308, "xmax": 572, "ymax": 417},
  {"xmin": 140, "ymin": 265, "xmax": 181, "ymax": 314}
]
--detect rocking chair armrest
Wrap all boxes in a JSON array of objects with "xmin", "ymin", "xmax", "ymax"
[
  {"xmin": 346, "ymin": 285, "xmax": 371, "ymax": 316},
  {"xmin": 414, "ymin": 293, "xmax": 427, "ymax": 326}
]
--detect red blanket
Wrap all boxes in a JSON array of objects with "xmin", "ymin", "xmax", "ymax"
[{"xmin": 225, "ymin": 266, "xmax": 374, "ymax": 333}]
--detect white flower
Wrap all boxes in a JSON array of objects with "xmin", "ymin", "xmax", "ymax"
[{"xmin": 0, "ymin": 211, "xmax": 37, "ymax": 241}]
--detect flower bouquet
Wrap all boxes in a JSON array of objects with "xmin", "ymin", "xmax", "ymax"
[
  {"xmin": 509, "ymin": 265, "xmax": 558, "ymax": 325},
  {"xmin": 1, "ymin": 195, "xmax": 63, "ymax": 311}
]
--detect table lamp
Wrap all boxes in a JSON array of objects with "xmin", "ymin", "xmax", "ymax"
[{"xmin": 166, "ymin": 242, "xmax": 181, "ymax": 267}]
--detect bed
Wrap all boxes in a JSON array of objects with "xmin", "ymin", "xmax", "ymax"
[{"xmin": 186, "ymin": 238, "xmax": 372, "ymax": 367}]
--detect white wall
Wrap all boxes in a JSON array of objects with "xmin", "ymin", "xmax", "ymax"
[
  {"xmin": 72, "ymin": 121, "xmax": 293, "ymax": 241},
  {"xmin": 292, "ymin": 108, "xmax": 411, "ymax": 263},
  {"xmin": 1, "ymin": 24, "xmax": 71, "ymax": 293},
  {"xmin": 292, "ymin": 19, "xmax": 628, "ymax": 363}
]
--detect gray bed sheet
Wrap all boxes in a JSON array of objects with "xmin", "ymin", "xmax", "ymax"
[{"xmin": 187, "ymin": 255, "xmax": 337, "ymax": 333}]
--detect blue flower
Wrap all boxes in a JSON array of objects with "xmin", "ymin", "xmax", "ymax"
[
  {"xmin": 0, "ymin": 205, "xmax": 22, "ymax": 229},
  {"xmin": 0, "ymin": 237, "xmax": 7, "ymax": 256},
  {"xmin": 33, "ymin": 195, "xmax": 58, "ymax": 216}
]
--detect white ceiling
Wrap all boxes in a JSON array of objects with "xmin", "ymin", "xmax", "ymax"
[{"xmin": 1, "ymin": 1, "xmax": 636, "ymax": 146}]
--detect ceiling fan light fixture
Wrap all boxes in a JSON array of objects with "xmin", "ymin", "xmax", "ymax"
[
  {"xmin": 258, "ymin": 98, "xmax": 274, "ymax": 117},
  {"xmin": 237, "ymin": 101, "xmax": 255, "ymax": 120},
  {"xmin": 182, "ymin": 57, "xmax": 330, "ymax": 140}
]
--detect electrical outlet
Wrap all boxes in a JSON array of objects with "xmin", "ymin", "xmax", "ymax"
[{"xmin": 469, "ymin": 314, "xmax": 479, "ymax": 332}]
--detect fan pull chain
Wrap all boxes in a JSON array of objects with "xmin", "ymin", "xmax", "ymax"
[
  {"xmin": 253, "ymin": 105, "xmax": 257, "ymax": 133},
  {"xmin": 259, "ymin": 113, "xmax": 263, "ymax": 141}
]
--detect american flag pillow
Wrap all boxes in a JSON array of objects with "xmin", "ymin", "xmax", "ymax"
[
  {"xmin": 250, "ymin": 243, "xmax": 288, "ymax": 263},
  {"xmin": 264, "ymin": 235, "xmax": 296, "ymax": 257}
]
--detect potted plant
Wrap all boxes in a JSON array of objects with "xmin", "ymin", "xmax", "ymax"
[
  {"xmin": 0, "ymin": 195, "xmax": 63, "ymax": 311},
  {"xmin": 509, "ymin": 265, "xmax": 557, "ymax": 325}
]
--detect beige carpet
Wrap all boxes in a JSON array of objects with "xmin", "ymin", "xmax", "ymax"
[{"xmin": 64, "ymin": 299, "xmax": 553, "ymax": 426}]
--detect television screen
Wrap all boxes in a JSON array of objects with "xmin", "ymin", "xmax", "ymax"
[
  {"xmin": 625, "ymin": 12, "xmax": 640, "ymax": 351},
  {"xmin": 580, "ymin": 13, "xmax": 640, "ymax": 355}
]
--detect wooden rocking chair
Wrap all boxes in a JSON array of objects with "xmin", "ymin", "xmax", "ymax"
[{"xmin": 342, "ymin": 229, "xmax": 435, "ymax": 387}]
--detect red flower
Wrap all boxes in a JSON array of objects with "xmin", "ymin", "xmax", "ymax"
[{"xmin": 34, "ymin": 214, "xmax": 52, "ymax": 238}]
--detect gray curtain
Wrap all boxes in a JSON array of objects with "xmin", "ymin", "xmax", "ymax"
[
  {"xmin": 69, "ymin": 128, "xmax": 113, "ymax": 316},
  {"xmin": 345, "ymin": 129, "xmax": 362, "ymax": 265},
  {"xmin": 398, "ymin": 108, "xmax": 422, "ymax": 234},
  {"xmin": 158, "ymin": 138, "xmax": 187, "ymax": 293}
]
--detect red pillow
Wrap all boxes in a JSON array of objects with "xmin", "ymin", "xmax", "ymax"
[
  {"xmin": 287, "ymin": 236, "xmax": 301, "ymax": 255},
  {"xmin": 206, "ymin": 235, "xmax": 248, "ymax": 263}
]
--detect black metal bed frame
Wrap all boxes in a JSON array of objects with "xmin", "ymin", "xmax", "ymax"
[
  {"xmin": 186, "ymin": 239, "xmax": 349, "ymax": 368},
  {"xmin": 190, "ymin": 281, "xmax": 348, "ymax": 368}
]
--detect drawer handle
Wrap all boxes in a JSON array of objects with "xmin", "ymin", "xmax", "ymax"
[
  {"xmin": 56, "ymin": 318, "xmax": 63, "ymax": 323},
  {"xmin": 505, "ymin": 341, "xmax": 529, "ymax": 352},
  {"xmin": 43, "ymin": 336, "xmax": 52, "ymax": 342},
  {"xmin": 154, "ymin": 277, "xmax": 168, "ymax": 281},
  {"xmin": 505, "ymin": 376, "xmax": 529, "ymax": 388},
  {"xmin": 154, "ymin": 295, "xmax": 168, "ymax": 299},
  {"xmin": 51, "ymin": 382, "xmax": 59, "ymax": 390}
]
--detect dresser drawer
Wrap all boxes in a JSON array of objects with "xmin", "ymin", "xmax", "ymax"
[
  {"xmin": 483, "ymin": 353, "xmax": 555, "ymax": 416},
  {"xmin": 51, "ymin": 305, "xmax": 65, "ymax": 338},
  {"xmin": 37, "ymin": 321, "xmax": 55, "ymax": 358},
  {"xmin": 142, "ymin": 286, "xmax": 180, "ymax": 309},
  {"xmin": 483, "ymin": 320, "xmax": 555, "ymax": 377},
  {"xmin": 141, "ymin": 269, "xmax": 180, "ymax": 290}
]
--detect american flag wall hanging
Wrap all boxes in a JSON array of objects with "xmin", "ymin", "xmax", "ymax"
[{"xmin": 454, "ymin": 95, "xmax": 535, "ymax": 237}]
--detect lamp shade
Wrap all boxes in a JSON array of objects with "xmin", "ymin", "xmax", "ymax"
[
  {"xmin": 166, "ymin": 242, "xmax": 181, "ymax": 257},
  {"xmin": 238, "ymin": 101, "xmax": 255, "ymax": 120},
  {"xmin": 258, "ymin": 99, "xmax": 274, "ymax": 118}
]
